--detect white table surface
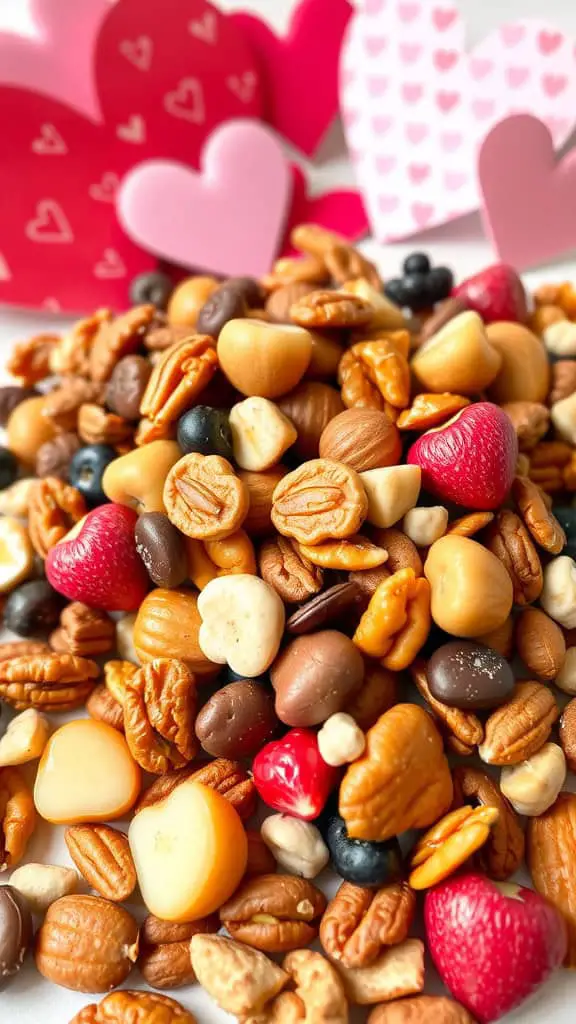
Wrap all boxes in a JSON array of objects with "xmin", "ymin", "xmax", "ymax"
[{"xmin": 4, "ymin": 0, "xmax": 576, "ymax": 1020}]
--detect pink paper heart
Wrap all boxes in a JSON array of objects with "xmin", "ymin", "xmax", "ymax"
[
  {"xmin": 118, "ymin": 120, "xmax": 292, "ymax": 278},
  {"xmin": 231, "ymin": 0, "xmax": 352, "ymax": 157},
  {"xmin": 480, "ymin": 113, "xmax": 576, "ymax": 270},
  {"xmin": 340, "ymin": 3, "xmax": 576, "ymax": 241}
]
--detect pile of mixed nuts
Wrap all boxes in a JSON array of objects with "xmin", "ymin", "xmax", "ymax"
[{"xmin": 1, "ymin": 226, "xmax": 576, "ymax": 1023}]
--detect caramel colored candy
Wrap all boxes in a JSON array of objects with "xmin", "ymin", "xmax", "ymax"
[
  {"xmin": 167, "ymin": 276, "xmax": 220, "ymax": 327},
  {"xmin": 425, "ymin": 535, "xmax": 513, "ymax": 637},
  {"xmin": 486, "ymin": 322, "xmax": 550, "ymax": 404},
  {"xmin": 218, "ymin": 320, "xmax": 313, "ymax": 398},
  {"xmin": 7, "ymin": 395, "xmax": 56, "ymax": 467},
  {"xmin": 34, "ymin": 720, "xmax": 141, "ymax": 825},
  {"xmin": 102, "ymin": 440, "xmax": 182, "ymax": 514},
  {"xmin": 129, "ymin": 779, "xmax": 247, "ymax": 922}
]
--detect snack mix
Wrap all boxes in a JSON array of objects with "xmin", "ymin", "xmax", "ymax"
[{"xmin": 2, "ymin": 228, "xmax": 576, "ymax": 1023}]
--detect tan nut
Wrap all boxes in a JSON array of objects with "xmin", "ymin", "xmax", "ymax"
[
  {"xmin": 317, "ymin": 713, "xmax": 366, "ymax": 767},
  {"xmin": 541, "ymin": 556, "xmax": 576, "ymax": 628},
  {"xmin": 0, "ymin": 479, "xmax": 37, "ymax": 519},
  {"xmin": 515, "ymin": 607, "xmax": 566, "ymax": 681},
  {"xmin": 500, "ymin": 742, "xmax": 566, "ymax": 816},
  {"xmin": 425, "ymin": 535, "xmax": 513, "ymax": 637},
  {"xmin": 411, "ymin": 312, "xmax": 502, "ymax": 394},
  {"xmin": 500, "ymin": 401, "xmax": 550, "ymax": 451},
  {"xmin": 9, "ymin": 862, "xmax": 78, "ymax": 915},
  {"xmin": 367, "ymin": 996, "xmax": 476, "ymax": 1024},
  {"xmin": 402, "ymin": 506, "xmax": 448, "ymax": 547},
  {"xmin": 486, "ymin": 321, "xmax": 550, "ymax": 404},
  {"xmin": 0, "ymin": 708, "xmax": 50, "ymax": 766},
  {"xmin": 190, "ymin": 934, "xmax": 288, "ymax": 1015},
  {"xmin": 217, "ymin": 320, "xmax": 313, "ymax": 399},
  {"xmin": 230, "ymin": 397, "xmax": 297, "ymax": 471},
  {"xmin": 260, "ymin": 815, "xmax": 329, "ymax": 879},
  {"xmin": 116, "ymin": 612, "xmax": 139, "ymax": 664},
  {"xmin": 102, "ymin": 440, "xmax": 182, "ymax": 513},
  {"xmin": 0, "ymin": 517, "xmax": 34, "ymax": 594},
  {"xmin": 359, "ymin": 466, "xmax": 421, "ymax": 529}
]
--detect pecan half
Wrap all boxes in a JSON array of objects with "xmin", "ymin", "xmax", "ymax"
[
  {"xmin": 479, "ymin": 681, "xmax": 558, "ymax": 765},
  {"xmin": 353, "ymin": 570, "xmax": 431, "ymax": 672},
  {"xmin": 339, "ymin": 338, "xmax": 411, "ymax": 412},
  {"xmin": 123, "ymin": 659, "xmax": 197, "ymax": 774},
  {"xmin": 42, "ymin": 378, "xmax": 106, "ymax": 432},
  {"xmin": 139, "ymin": 914, "xmax": 218, "ymax": 990},
  {"xmin": 325, "ymin": 243, "xmax": 382, "ymax": 289},
  {"xmin": 339, "ymin": 704, "xmax": 453, "ymax": 841},
  {"xmin": 140, "ymin": 336, "xmax": 218, "ymax": 426},
  {"xmin": 271, "ymin": 459, "xmax": 368, "ymax": 545},
  {"xmin": 89, "ymin": 304, "xmax": 158, "ymax": 382},
  {"xmin": 397, "ymin": 393, "xmax": 470, "ymax": 431},
  {"xmin": 219, "ymin": 874, "xmax": 326, "ymax": 952},
  {"xmin": 7, "ymin": 333, "xmax": 58, "ymax": 385},
  {"xmin": 320, "ymin": 882, "xmax": 415, "ymax": 968},
  {"xmin": 65, "ymin": 824, "xmax": 136, "ymax": 902},
  {"xmin": 78, "ymin": 404, "xmax": 133, "ymax": 446},
  {"xmin": 290, "ymin": 290, "xmax": 373, "ymax": 329},
  {"xmin": 70, "ymin": 991, "xmax": 195, "ymax": 1024},
  {"xmin": 0, "ymin": 766, "xmax": 35, "ymax": 870},
  {"xmin": 409, "ymin": 805, "xmax": 499, "ymax": 889},
  {"xmin": 136, "ymin": 757, "xmax": 256, "ymax": 818},
  {"xmin": 483, "ymin": 509, "xmax": 543, "ymax": 605},
  {"xmin": 528, "ymin": 440, "xmax": 572, "ymax": 495},
  {"xmin": 28, "ymin": 477, "xmax": 87, "ymax": 559},
  {"xmin": 512, "ymin": 475, "xmax": 566, "ymax": 554},
  {"xmin": 500, "ymin": 401, "xmax": 550, "ymax": 451},
  {"xmin": 0, "ymin": 653, "xmax": 99, "ymax": 711},
  {"xmin": 291, "ymin": 225, "xmax": 380, "ymax": 287},
  {"xmin": 164, "ymin": 453, "xmax": 249, "ymax": 540},
  {"xmin": 52, "ymin": 603, "xmax": 116, "ymax": 656},
  {"xmin": 528, "ymin": 792, "xmax": 576, "ymax": 966},
  {"xmin": 452, "ymin": 766, "xmax": 524, "ymax": 880},
  {"xmin": 411, "ymin": 661, "xmax": 483, "ymax": 756},
  {"xmin": 259, "ymin": 536, "xmax": 323, "ymax": 603},
  {"xmin": 86, "ymin": 684, "xmax": 125, "ymax": 732},
  {"xmin": 50, "ymin": 310, "xmax": 111, "ymax": 377}
]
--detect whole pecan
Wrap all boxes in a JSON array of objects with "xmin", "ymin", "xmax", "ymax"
[
  {"xmin": 410, "ymin": 661, "xmax": 483, "ymax": 756},
  {"xmin": 290, "ymin": 290, "xmax": 373, "ymax": 329},
  {"xmin": 78, "ymin": 404, "xmax": 133, "ymax": 446},
  {"xmin": 409, "ymin": 805, "xmax": 499, "ymax": 890},
  {"xmin": 42, "ymin": 377, "xmax": 106, "ymax": 432},
  {"xmin": 86, "ymin": 684, "xmax": 125, "ymax": 732},
  {"xmin": 28, "ymin": 477, "xmax": 87, "ymax": 559},
  {"xmin": 136, "ymin": 757, "xmax": 256, "ymax": 818},
  {"xmin": 271, "ymin": 458, "xmax": 368, "ymax": 545},
  {"xmin": 0, "ymin": 765, "xmax": 35, "ymax": 870},
  {"xmin": 219, "ymin": 874, "xmax": 326, "ymax": 952},
  {"xmin": 0, "ymin": 653, "xmax": 99, "ymax": 711},
  {"xmin": 500, "ymin": 401, "xmax": 550, "ymax": 451},
  {"xmin": 164, "ymin": 453, "xmax": 249, "ymax": 541},
  {"xmin": 51, "ymin": 602, "xmax": 116, "ymax": 656},
  {"xmin": 528, "ymin": 792, "xmax": 576, "ymax": 966},
  {"xmin": 140, "ymin": 336, "xmax": 218, "ymax": 427},
  {"xmin": 65, "ymin": 824, "xmax": 136, "ymax": 902},
  {"xmin": 484, "ymin": 509, "xmax": 543, "ymax": 605},
  {"xmin": 479, "ymin": 681, "xmax": 558, "ymax": 766},
  {"xmin": 512, "ymin": 475, "xmax": 566, "ymax": 554},
  {"xmin": 139, "ymin": 914, "xmax": 218, "ymax": 990},
  {"xmin": 70, "ymin": 991, "xmax": 195, "ymax": 1024},
  {"xmin": 259, "ymin": 536, "xmax": 323, "ymax": 603},
  {"xmin": 320, "ymin": 881, "xmax": 415, "ymax": 968},
  {"xmin": 6, "ymin": 332, "xmax": 58, "ymax": 385},
  {"xmin": 89, "ymin": 304, "xmax": 158, "ymax": 382},
  {"xmin": 452, "ymin": 765, "xmax": 525, "ymax": 880},
  {"xmin": 50, "ymin": 309, "xmax": 111, "ymax": 377},
  {"xmin": 123, "ymin": 659, "xmax": 198, "ymax": 774},
  {"xmin": 338, "ymin": 338, "xmax": 411, "ymax": 412}
]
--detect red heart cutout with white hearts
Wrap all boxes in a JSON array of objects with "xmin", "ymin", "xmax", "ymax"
[
  {"xmin": 281, "ymin": 166, "xmax": 369, "ymax": 255},
  {"xmin": 340, "ymin": 3, "xmax": 576, "ymax": 241}
]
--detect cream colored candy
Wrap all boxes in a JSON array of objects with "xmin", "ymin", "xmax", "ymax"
[
  {"xmin": 198, "ymin": 574, "xmax": 285, "ymax": 676},
  {"xmin": 34, "ymin": 719, "xmax": 141, "ymax": 824},
  {"xmin": 359, "ymin": 466, "xmax": 421, "ymax": 529},
  {"xmin": 317, "ymin": 713, "xmax": 366, "ymax": 767},
  {"xmin": 261, "ymin": 814, "xmax": 329, "ymax": 879},
  {"xmin": 129, "ymin": 779, "xmax": 247, "ymax": 922},
  {"xmin": 218, "ymin": 320, "xmax": 313, "ymax": 399},
  {"xmin": 0, "ymin": 709, "xmax": 50, "ymax": 766},
  {"xmin": 540, "ymin": 556, "xmax": 576, "ymax": 629},
  {"xmin": 411, "ymin": 312, "xmax": 501, "ymax": 395},
  {"xmin": 229, "ymin": 397, "xmax": 297, "ymax": 471},
  {"xmin": 550, "ymin": 392, "xmax": 576, "ymax": 445},
  {"xmin": 500, "ymin": 743, "xmax": 566, "ymax": 816},
  {"xmin": 9, "ymin": 863, "xmax": 79, "ymax": 915},
  {"xmin": 0, "ymin": 516, "xmax": 34, "ymax": 593},
  {"xmin": 556, "ymin": 647, "xmax": 576, "ymax": 695},
  {"xmin": 543, "ymin": 319, "xmax": 576, "ymax": 357},
  {"xmin": 425, "ymin": 535, "xmax": 513, "ymax": 637},
  {"xmin": 402, "ymin": 506, "xmax": 448, "ymax": 547}
]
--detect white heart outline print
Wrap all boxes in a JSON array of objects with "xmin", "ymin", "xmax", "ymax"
[
  {"xmin": 164, "ymin": 78, "xmax": 206, "ymax": 124},
  {"xmin": 31, "ymin": 124, "xmax": 67, "ymax": 155},
  {"xmin": 25, "ymin": 200, "xmax": 74, "ymax": 243}
]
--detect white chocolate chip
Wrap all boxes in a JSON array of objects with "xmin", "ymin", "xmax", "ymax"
[
  {"xmin": 500, "ymin": 743, "xmax": 566, "ymax": 816},
  {"xmin": 317, "ymin": 712, "xmax": 366, "ymax": 767},
  {"xmin": 260, "ymin": 814, "xmax": 329, "ymax": 879},
  {"xmin": 198, "ymin": 574, "xmax": 285, "ymax": 676},
  {"xmin": 360, "ymin": 466, "xmax": 421, "ymax": 528},
  {"xmin": 543, "ymin": 319, "xmax": 576, "ymax": 357},
  {"xmin": 402, "ymin": 506, "xmax": 448, "ymax": 547},
  {"xmin": 116, "ymin": 612, "xmax": 139, "ymax": 664},
  {"xmin": 540, "ymin": 555, "xmax": 576, "ymax": 629},
  {"xmin": 9, "ymin": 863, "xmax": 79, "ymax": 915},
  {"xmin": 230, "ymin": 397, "xmax": 297, "ymax": 471},
  {"xmin": 556, "ymin": 646, "xmax": 576, "ymax": 694},
  {"xmin": 0, "ymin": 709, "xmax": 50, "ymax": 766},
  {"xmin": 551, "ymin": 392, "xmax": 576, "ymax": 445}
]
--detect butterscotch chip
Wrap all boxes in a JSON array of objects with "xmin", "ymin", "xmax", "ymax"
[
  {"xmin": 271, "ymin": 458, "xmax": 368, "ymax": 544},
  {"xmin": 290, "ymin": 290, "xmax": 373, "ymax": 329},
  {"xmin": 164, "ymin": 453, "xmax": 249, "ymax": 540},
  {"xmin": 397, "ymin": 393, "xmax": 470, "ymax": 431}
]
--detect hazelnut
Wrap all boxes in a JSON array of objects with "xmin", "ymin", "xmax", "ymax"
[
  {"xmin": 279, "ymin": 382, "xmax": 344, "ymax": 461},
  {"xmin": 402, "ymin": 506, "xmax": 448, "ymax": 547},
  {"xmin": 359, "ymin": 466, "xmax": 421, "ymax": 528},
  {"xmin": 230, "ymin": 397, "xmax": 297, "ymax": 471},
  {"xmin": 540, "ymin": 556, "xmax": 576, "ymax": 629},
  {"xmin": 486, "ymin": 322, "xmax": 550, "ymax": 404},
  {"xmin": 217, "ymin": 320, "xmax": 313, "ymax": 398},
  {"xmin": 500, "ymin": 743, "xmax": 566, "ymax": 816},
  {"xmin": 411, "ymin": 312, "xmax": 502, "ymax": 395},
  {"xmin": 319, "ymin": 408, "xmax": 402, "ymax": 472},
  {"xmin": 424, "ymin": 535, "xmax": 513, "ymax": 637}
]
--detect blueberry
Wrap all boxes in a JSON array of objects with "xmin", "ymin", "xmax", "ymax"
[
  {"xmin": 426, "ymin": 266, "xmax": 454, "ymax": 303},
  {"xmin": 4, "ymin": 579, "xmax": 65, "ymax": 637},
  {"xmin": 0, "ymin": 446, "xmax": 18, "ymax": 489},
  {"xmin": 321, "ymin": 813, "xmax": 404, "ymax": 888},
  {"xmin": 383, "ymin": 278, "xmax": 409, "ymax": 307},
  {"xmin": 129, "ymin": 270, "xmax": 172, "ymax": 309},
  {"xmin": 177, "ymin": 406, "xmax": 233, "ymax": 459},
  {"xmin": 69, "ymin": 444, "xmax": 117, "ymax": 506},
  {"xmin": 403, "ymin": 252, "xmax": 431, "ymax": 275},
  {"xmin": 399, "ymin": 272, "xmax": 430, "ymax": 311}
]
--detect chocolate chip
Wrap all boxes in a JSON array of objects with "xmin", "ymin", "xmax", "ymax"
[
  {"xmin": 286, "ymin": 582, "xmax": 361, "ymax": 635},
  {"xmin": 135, "ymin": 512, "xmax": 188, "ymax": 588},
  {"xmin": 0, "ymin": 886, "xmax": 33, "ymax": 989},
  {"xmin": 105, "ymin": 355, "xmax": 152, "ymax": 420},
  {"xmin": 4, "ymin": 579, "xmax": 65, "ymax": 637},
  {"xmin": 223, "ymin": 276, "xmax": 264, "ymax": 308},
  {"xmin": 197, "ymin": 287, "xmax": 247, "ymax": 338},
  {"xmin": 35, "ymin": 432, "xmax": 81, "ymax": 478},
  {"xmin": 427, "ymin": 640, "xmax": 515, "ymax": 710},
  {"xmin": 195, "ymin": 680, "xmax": 278, "ymax": 758},
  {"xmin": 0, "ymin": 386, "xmax": 37, "ymax": 427}
]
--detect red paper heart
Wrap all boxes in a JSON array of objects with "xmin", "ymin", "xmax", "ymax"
[
  {"xmin": 281, "ymin": 166, "xmax": 369, "ymax": 255},
  {"xmin": 232, "ymin": 0, "xmax": 352, "ymax": 157}
]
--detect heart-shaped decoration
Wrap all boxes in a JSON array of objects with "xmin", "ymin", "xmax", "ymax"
[
  {"xmin": 479, "ymin": 114, "xmax": 576, "ymax": 270},
  {"xmin": 281, "ymin": 166, "xmax": 369, "ymax": 255},
  {"xmin": 118, "ymin": 120, "xmax": 293, "ymax": 279},
  {"xmin": 232, "ymin": 0, "xmax": 352, "ymax": 156},
  {"xmin": 340, "ymin": 4, "xmax": 576, "ymax": 240}
]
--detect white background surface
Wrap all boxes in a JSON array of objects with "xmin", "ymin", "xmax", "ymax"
[{"xmin": 2, "ymin": 1, "xmax": 576, "ymax": 1021}]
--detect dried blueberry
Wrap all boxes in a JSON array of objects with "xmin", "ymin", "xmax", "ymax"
[
  {"xmin": 69, "ymin": 444, "xmax": 117, "ymax": 506},
  {"xmin": 177, "ymin": 406, "xmax": 233, "ymax": 459},
  {"xmin": 129, "ymin": 270, "xmax": 172, "ymax": 309},
  {"xmin": 321, "ymin": 812, "xmax": 403, "ymax": 888}
]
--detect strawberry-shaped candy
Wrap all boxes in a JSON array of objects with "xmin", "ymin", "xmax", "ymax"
[
  {"xmin": 46, "ymin": 503, "xmax": 149, "ymax": 612},
  {"xmin": 425, "ymin": 872, "xmax": 567, "ymax": 1023},
  {"xmin": 253, "ymin": 728, "xmax": 339, "ymax": 820},
  {"xmin": 452, "ymin": 264, "xmax": 527, "ymax": 324}
]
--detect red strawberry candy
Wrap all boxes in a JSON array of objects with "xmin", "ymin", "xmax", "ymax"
[
  {"xmin": 253, "ymin": 728, "xmax": 339, "ymax": 820},
  {"xmin": 453, "ymin": 264, "xmax": 528, "ymax": 324}
]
